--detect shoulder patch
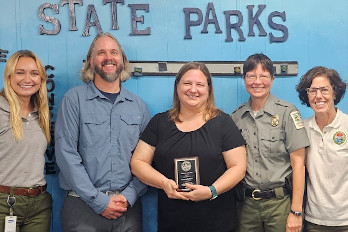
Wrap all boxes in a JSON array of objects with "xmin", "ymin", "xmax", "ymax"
[{"xmin": 290, "ymin": 111, "xmax": 304, "ymax": 129}]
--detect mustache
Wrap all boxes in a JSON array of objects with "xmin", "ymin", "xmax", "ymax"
[{"xmin": 102, "ymin": 60, "xmax": 116, "ymax": 66}]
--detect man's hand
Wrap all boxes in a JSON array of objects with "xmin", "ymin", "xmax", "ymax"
[
  {"xmin": 112, "ymin": 194, "xmax": 129, "ymax": 208},
  {"xmin": 100, "ymin": 194, "xmax": 128, "ymax": 219}
]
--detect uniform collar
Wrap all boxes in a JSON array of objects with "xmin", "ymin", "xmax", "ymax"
[
  {"xmin": 242, "ymin": 93, "xmax": 277, "ymax": 117},
  {"xmin": 0, "ymin": 95, "xmax": 38, "ymax": 114},
  {"xmin": 308, "ymin": 108, "xmax": 343, "ymax": 130},
  {"xmin": 86, "ymin": 81, "xmax": 134, "ymax": 103}
]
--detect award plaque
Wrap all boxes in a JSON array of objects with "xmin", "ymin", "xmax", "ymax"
[{"xmin": 174, "ymin": 156, "xmax": 200, "ymax": 191}]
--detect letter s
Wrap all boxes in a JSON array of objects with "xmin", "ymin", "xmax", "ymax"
[
  {"xmin": 39, "ymin": 3, "xmax": 61, "ymax": 35},
  {"xmin": 268, "ymin": 11, "xmax": 288, "ymax": 43}
]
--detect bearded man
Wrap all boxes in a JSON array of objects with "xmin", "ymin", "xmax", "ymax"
[{"xmin": 55, "ymin": 32, "xmax": 150, "ymax": 232}]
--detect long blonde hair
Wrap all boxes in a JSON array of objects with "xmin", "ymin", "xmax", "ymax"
[
  {"xmin": 0, "ymin": 50, "xmax": 50, "ymax": 142},
  {"xmin": 79, "ymin": 32, "xmax": 130, "ymax": 83},
  {"xmin": 168, "ymin": 62, "xmax": 220, "ymax": 122}
]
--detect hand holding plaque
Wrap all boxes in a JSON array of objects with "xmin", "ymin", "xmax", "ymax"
[{"xmin": 174, "ymin": 156, "xmax": 200, "ymax": 191}]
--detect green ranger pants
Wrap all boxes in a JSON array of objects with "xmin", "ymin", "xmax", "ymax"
[
  {"xmin": 0, "ymin": 192, "xmax": 52, "ymax": 232},
  {"xmin": 305, "ymin": 221, "xmax": 348, "ymax": 232},
  {"xmin": 238, "ymin": 195, "xmax": 291, "ymax": 232}
]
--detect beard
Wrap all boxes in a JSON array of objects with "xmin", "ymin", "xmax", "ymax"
[{"xmin": 93, "ymin": 60, "xmax": 124, "ymax": 82}]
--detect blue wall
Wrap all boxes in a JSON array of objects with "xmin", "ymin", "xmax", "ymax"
[{"xmin": 1, "ymin": 1, "xmax": 348, "ymax": 231}]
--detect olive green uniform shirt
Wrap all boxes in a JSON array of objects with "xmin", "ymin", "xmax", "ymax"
[{"xmin": 232, "ymin": 94, "xmax": 310, "ymax": 190}]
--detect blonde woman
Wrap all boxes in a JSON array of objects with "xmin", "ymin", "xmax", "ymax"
[{"xmin": 0, "ymin": 50, "xmax": 51, "ymax": 231}]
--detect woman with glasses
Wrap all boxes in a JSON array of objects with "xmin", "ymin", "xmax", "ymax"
[
  {"xmin": 0, "ymin": 50, "xmax": 52, "ymax": 231},
  {"xmin": 232, "ymin": 53, "xmax": 310, "ymax": 232},
  {"xmin": 296, "ymin": 66, "xmax": 348, "ymax": 232}
]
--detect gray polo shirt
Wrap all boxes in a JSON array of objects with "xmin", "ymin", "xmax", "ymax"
[
  {"xmin": 232, "ymin": 94, "xmax": 310, "ymax": 190},
  {"xmin": 0, "ymin": 95, "xmax": 47, "ymax": 187}
]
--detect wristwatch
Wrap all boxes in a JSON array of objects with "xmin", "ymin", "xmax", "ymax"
[
  {"xmin": 290, "ymin": 209, "xmax": 302, "ymax": 216},
  {"xmin": 208, "ymin": 185, "xmax": 218, "ymax": 200}
]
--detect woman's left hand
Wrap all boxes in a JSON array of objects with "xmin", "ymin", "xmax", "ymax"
[{"xmin": 181, "ymin": 184, "xmax": 212, "ymax": 201}]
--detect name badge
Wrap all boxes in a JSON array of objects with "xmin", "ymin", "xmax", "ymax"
[{"xmin": 4, "ymin": 216, "xmax": 17, "ymax": 232}]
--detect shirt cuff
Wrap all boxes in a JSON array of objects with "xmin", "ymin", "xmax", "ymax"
[
  {"xmin": 87, "ymin": 191, "xmax": 110, "ymax": 214},
  {"xmin": 121, "ymin": 186, "xmax": 138, "ymax": 207}
]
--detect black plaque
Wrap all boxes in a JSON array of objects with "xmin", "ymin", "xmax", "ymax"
[{"xmin": 174, "ymin": 156, "xmax": 200, "ymax": 191}]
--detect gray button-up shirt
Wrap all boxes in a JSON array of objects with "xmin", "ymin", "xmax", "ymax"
[
  {"xmin": 55, "ymin": 81, "xmax": 150, "ymax": 214},
  {"xmin": 232, "ymin": 94, "xmax": 310, "ymax": 190},
  {"xmin": 0, "ymin": 96, "xmax": 47, "ymax": 187}
]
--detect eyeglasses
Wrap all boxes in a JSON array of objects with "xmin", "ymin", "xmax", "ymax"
[
  {"xmin": 306, "ymin": 86, "xmax": 332, "ymax": 96},
  {"xmin": 245, "ymin": 75, "xmax": 271, "ymax": 82}
]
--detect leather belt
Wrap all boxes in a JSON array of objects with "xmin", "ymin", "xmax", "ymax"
[
  {"xmin": 245, "ymin": 186, "xmax": 290, "ymax": 200},
  {"xmin": 68, "ymin": 190, "xmax": 120, "ymax": 198},
  {"xmin": 0, "ymin": 184, "xmax": 47, "ymax": 197}
]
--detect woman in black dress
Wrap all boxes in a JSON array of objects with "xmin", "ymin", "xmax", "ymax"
[{"xmin": 131, "ymin": 62, "xmax": 246, "ymax": 232}]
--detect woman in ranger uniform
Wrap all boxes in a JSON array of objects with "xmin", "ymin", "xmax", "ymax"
[
  {"xmin": 232, "ymin": 53, "xmax": 310, "ymax": 232},
  {"xmin": 0, "ymin": 50, "xmax": 51, "ymax": 232}
]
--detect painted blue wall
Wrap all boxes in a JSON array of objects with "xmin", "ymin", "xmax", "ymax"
[{"xmin": 1, "ymin": 1, "xmax": 348, "ymax": 231}]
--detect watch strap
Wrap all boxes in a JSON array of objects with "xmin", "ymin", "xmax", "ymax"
[
  {"xmin": 290, "ymin": 209, "xmax": 302, "ymax": 216},
  {"xmin": 209, "ymin": 185, "xmax": 218, "ymax": 200}
]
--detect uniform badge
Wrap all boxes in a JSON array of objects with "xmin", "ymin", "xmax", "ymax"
[
  {"xmin": 290, "ymin": 111, "xmax": 304, "ymax": 129},
  {"xmin": 271, "ymin": 115, "xmax": 279, "ymax": 127},
  {"xmin": 333, "ymin": 131, "xmax": 346, "ymax": 145}
]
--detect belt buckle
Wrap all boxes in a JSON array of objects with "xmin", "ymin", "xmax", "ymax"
[
  {"xmin": 106, "ymin": 191, "xmax": 119, "ymax": 197},
  {"xmin": 27, "ymin": 187, "xmax": 34, "ymax": 197},
  {"xmin": 252, "ymin": 189, "xmax": 261, "ymax": 200}
]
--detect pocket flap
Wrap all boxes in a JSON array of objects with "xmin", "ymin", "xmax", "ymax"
[{"xmin": 81, "ymin": 114, "xmax": 108, "ymax": 125}]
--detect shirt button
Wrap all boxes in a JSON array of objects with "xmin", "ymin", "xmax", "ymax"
[
  {"xmin": 28, "ymin": 113, "xmax": 31, "ymax": 117},
  {"xmin": 26, "ymin": 122, "xmax": 30, "ymax": 125}
]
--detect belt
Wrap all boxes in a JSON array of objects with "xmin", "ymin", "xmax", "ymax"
[
  {"xmin": 68, "ymin": 190, "xmax": 120, "ymax": 198},
  {"xmin": 245, "ymin": 186, "xmax": 290, "ymax": 200},
  {"xmin": 0, "ymin": 184, "xmax": 47, "ymax": 197}
]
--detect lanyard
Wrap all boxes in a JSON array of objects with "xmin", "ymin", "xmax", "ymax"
[{"xmin": 6, "ymin": 188, "xmax": 16, "ymax": 216}]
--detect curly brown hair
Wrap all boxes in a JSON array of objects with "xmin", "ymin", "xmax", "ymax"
[{"xmin": 296, "ymin": 66, "xmax": 347, "ymax": 107}]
